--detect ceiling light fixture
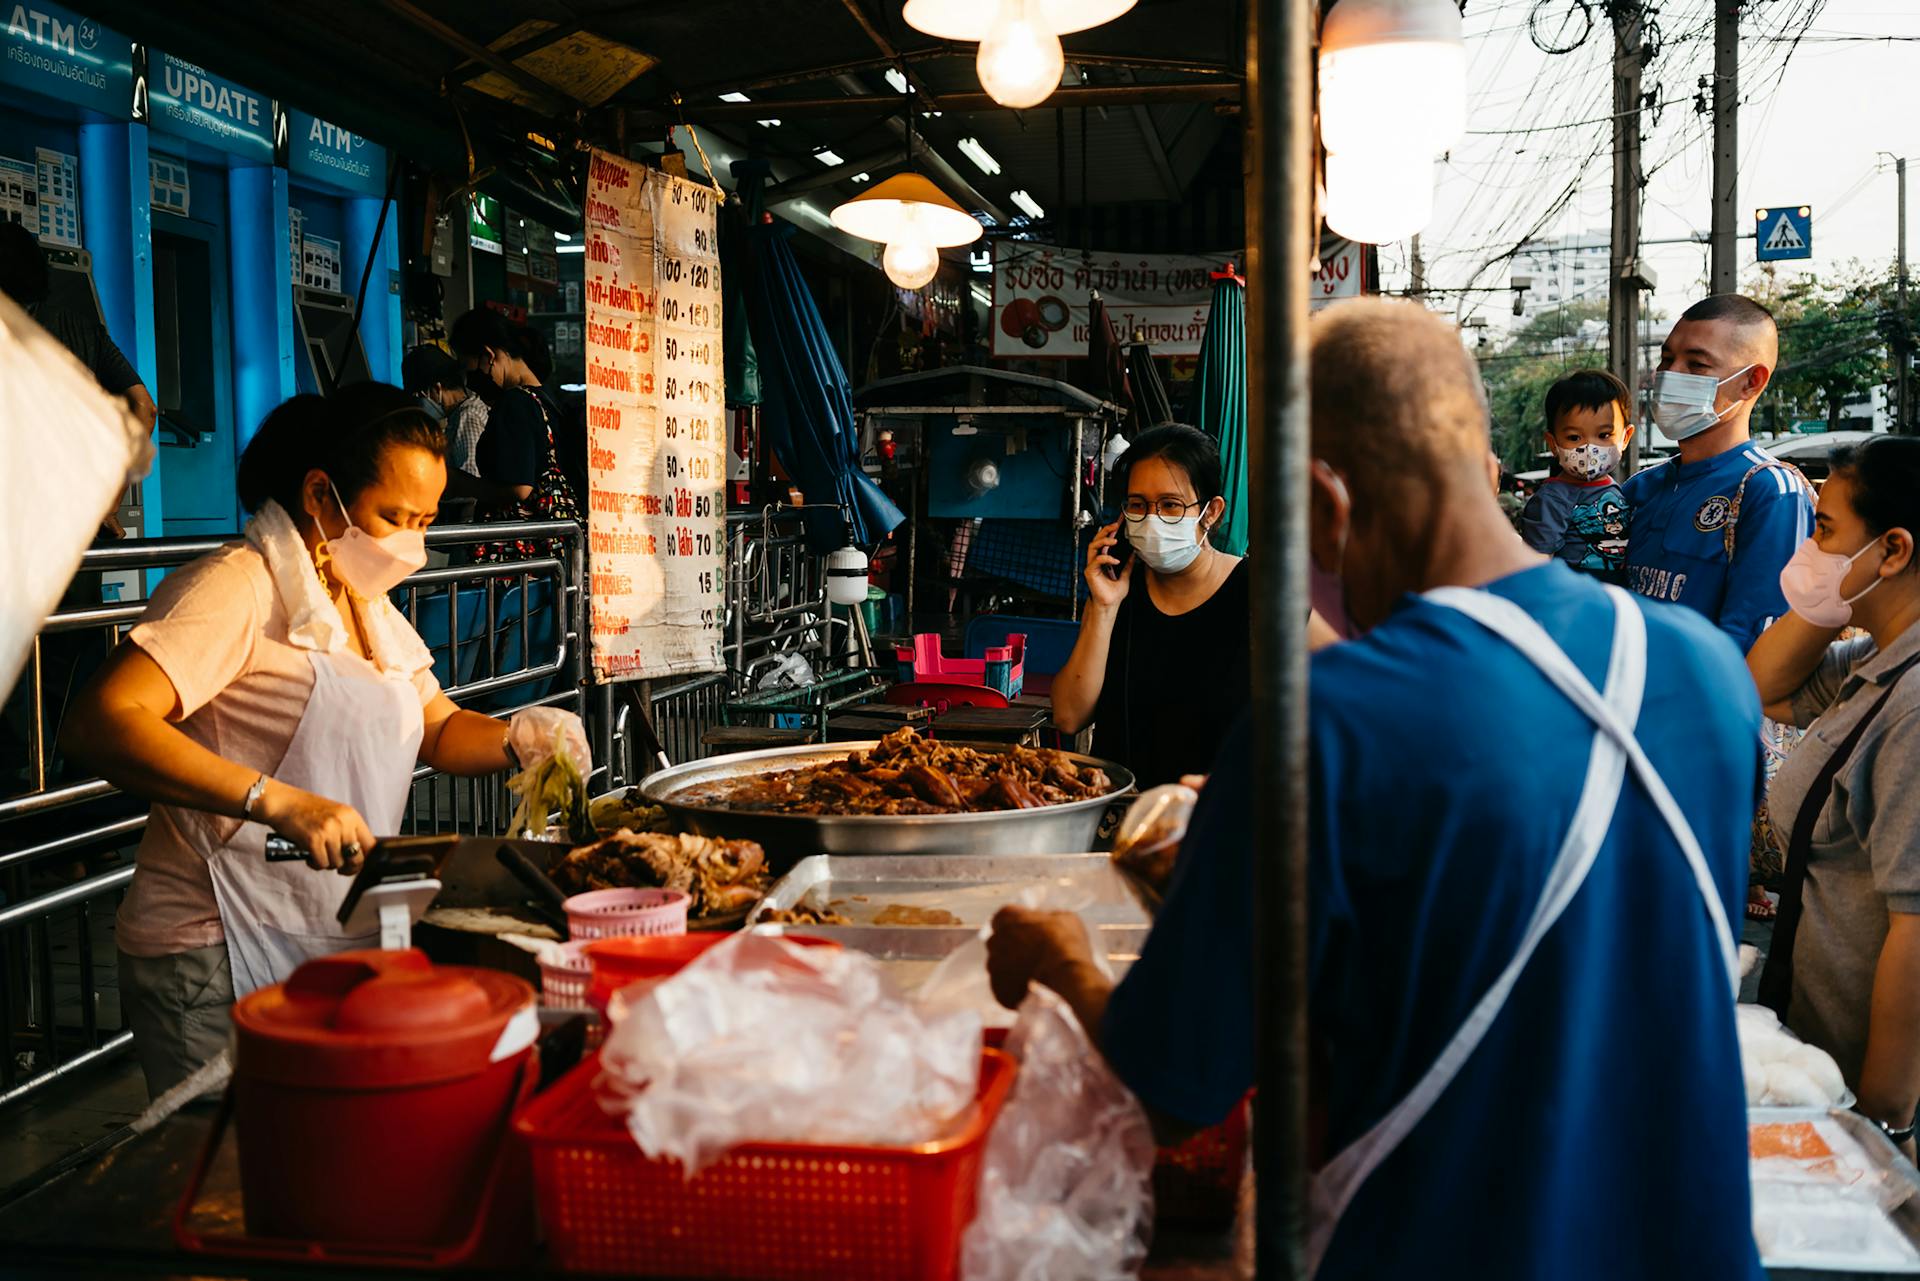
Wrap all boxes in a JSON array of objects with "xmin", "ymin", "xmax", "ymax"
[
  {"xmin": 1318, "ymin": 0, "xmax": 1465, "ymax": 244},
  {"xmin": 885, "ymin": 68, "xmax": 909, "ymax": 94},
  {"xmin": 757, "ymin": 118, "xmax": 782, "ymax": 128},
  {"xmin": 719, "ymin": 91, "xmax": 751, "ymax": 103},
  {"xmin": 816, "ymin": 149, "xmax": 846, "ymax": 166},
  {"xmin": 957, "ymin": 137, "xmax": 1001, "ymax": 175},
  {"xmin": 1009, "ymin": 189, "xmax": 1045, "ymax": 220},
  {"xmin": 903, "ymin": 0, "xmax": 1138, "ymax": 108}
]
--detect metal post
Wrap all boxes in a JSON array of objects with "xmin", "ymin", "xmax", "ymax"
[
  {"xmin": 1898, "ymin": 158, "xmax": 1910, "ymax": 435},
  {"xmin": 1245, "ymin": 0, "xmax": 1312, "ymax": 1273},
  {"xmin": 1611, "ymin": 4, "xmax": 1645, "ymax": 470},
  {"xmin": 1710, "ymin": 0, "xmax": 1739, "ymax": 294}
]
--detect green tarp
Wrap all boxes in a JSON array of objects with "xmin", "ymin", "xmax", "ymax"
[{"xmin": 1191, "ymin": 271, "xmax": 1247, "ymax": 556}]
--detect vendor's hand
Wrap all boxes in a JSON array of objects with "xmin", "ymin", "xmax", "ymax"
[
  {"xmin": 508, "ymin": 707, "xmax": 592, "ymax": 777},
  {"xmin": 254, "ymin": 781, "xmax": 376, "ymax": 875},
  {"xmin": 987, "ymin": 906, "xmax": 1098, "ymax": 1010},
  {"xmin": 1084, "ymin": 521, "xmax": 1132, "ymax": 610}
]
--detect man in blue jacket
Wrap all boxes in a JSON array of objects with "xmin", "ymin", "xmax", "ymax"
[{"xmin": 1622, "ymin": 295, "xmax": 1813, "ymax": 653}]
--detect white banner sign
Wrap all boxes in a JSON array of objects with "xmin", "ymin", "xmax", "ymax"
[
  {"xmin": 990, "ymin": 239, "xmax": 1368, "ymax": 359},
  {"xmin": 583, "ymin": 150, "xmax": 726, "ymax": 683},
  {"xmin": 992, "ymin": 243, "xmax": 1224, "ymax": 358}
]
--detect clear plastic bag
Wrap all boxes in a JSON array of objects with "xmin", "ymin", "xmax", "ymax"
[
  {"xmin": 914, "ymin": 887, "xmax": 1114, "ymax": 1031},
  {"xmin": 959, "ymin": 985, "xmax": 1156, "ymax": 1281},
  {"xmin": 595, "ymin": 932, "xmax": 982, "ymax": 1174},
  {"xmin": 1110, "ymin": 784, "xmax": 1199, "ymax": 903},
  {"xmin": 1736, "ymin": 1004, "xmax": 1852, "ymax": 1107}
]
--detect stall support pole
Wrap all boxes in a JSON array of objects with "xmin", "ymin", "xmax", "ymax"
[{"xmin": 1244, "ymin": 0, "xmax": 1314, "ymax": 1273}]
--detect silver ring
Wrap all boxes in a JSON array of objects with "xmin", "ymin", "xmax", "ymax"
[{"xmin": 345, "ymin": 842, "xmax": 363, "ymax": 859}]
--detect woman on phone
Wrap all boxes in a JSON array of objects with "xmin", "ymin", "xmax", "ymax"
[{"xmin": 1051, "ymin": 425, "xmax": 1249, "ymax": 788}]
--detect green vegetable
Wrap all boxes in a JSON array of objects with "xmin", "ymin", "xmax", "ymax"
[{"xmin": 506, "ymin": 724, "xmax": 590, "ymax": 841}]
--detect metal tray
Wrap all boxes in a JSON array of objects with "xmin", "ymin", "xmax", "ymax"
[
  {"xmin": 638, "ymin": 741, "xmax": 1135, "ymax": 865},
  {"xmin": 748, "ymin": 852, "xmax": 1152, "ymax": 955},
  {"xmin": 1751, "ymin": 1108, "xmax": 1920, "ymax": 1278}
]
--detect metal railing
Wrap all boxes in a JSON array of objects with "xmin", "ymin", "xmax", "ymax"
[{"xmin": 0, "ymin": 520, "xmax": 599, "ymax": 1110}]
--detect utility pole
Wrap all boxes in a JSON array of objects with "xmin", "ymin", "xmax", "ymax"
[
  {"xmin": 1410, "ymin": 233, "xmax": 1427, "ymax": 301},
  {"xmin": 1899, "ymin": 157, "xmax": 1910, "ymax": 434},
  {"xmin": 1611, "ymin": 2, "xmax": 1645, "ymax": 469},
  {"xmin": 1710, "ymin": 0, "xmax": 1739, "ymax": 294}
]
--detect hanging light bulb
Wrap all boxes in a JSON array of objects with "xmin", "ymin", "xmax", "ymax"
[
  {"xmin": 1317, "ymin": 0, "xmax": 1465, "ymax": 244},
  {"xmin": 903, "ymin": 0, "xmax": 1137, "ymax": 41},
  {"xmin": 1323, "ymin": 148, "xmax": 1435, "ymax": 246},
  {"xmin": 975, "ymin": 0, "xmax": 1065, "ymax": 109},
  {"xmin": 883, "ymin": 240, "xmax": 941, "ymax": 289}
]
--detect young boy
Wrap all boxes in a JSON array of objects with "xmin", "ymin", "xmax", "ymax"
[{"xmin": 1519, "ymin": 368, "xmax": 1634, "ymax": 580}]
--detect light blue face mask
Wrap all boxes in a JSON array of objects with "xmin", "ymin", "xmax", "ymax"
[
  {"xmin": 1129, "ymin": 514, "xmax": 1206, "ymax": 574},
  {"xmin": 1651, "ymin": 365, "xmax": 1754, "ymax": 441}
]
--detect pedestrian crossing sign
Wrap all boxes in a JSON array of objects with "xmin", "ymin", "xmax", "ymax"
[{"xmin": 1755, "ymin": 206, "xmax": 1812, "ymax": 262}]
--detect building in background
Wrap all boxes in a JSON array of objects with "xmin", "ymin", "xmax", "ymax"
[{"xmin": 1509, "ymin": 229, "xmax": 1610, "ymax": 322}]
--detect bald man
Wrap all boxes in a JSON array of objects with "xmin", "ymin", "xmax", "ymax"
[
  {"xmin": 990, "ymin": 299, "xmax": 1764, "ymax": 1279},
  {"xmin": 1621, "ymin": 294, "xmax": 1814, "ymax": 653}
]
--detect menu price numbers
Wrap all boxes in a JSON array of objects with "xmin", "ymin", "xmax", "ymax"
[
  {"xmin": 699, "ymin": 608, "xmax": 717, "ymax": 628},
  {"xmin": 698, "ymin": 571, "xmax": 715, "ymax": 593},
  {"xmin": 670, "ymin": 184, "xmax": 713, "ymax": 215},
  {"xmin": 665, "ymin": 455, "xmax": 718, "ymax": 483},
  {"xmin": 663, "ymin": 415, "xmax": 717, "ymax": 443},
  {"xmin": 691, "ymin": 226, "xmax": 712, "ymax": 254},
  {"xmin": 664, "ymin": 526, "xmax": 717, "ymax": 558}
]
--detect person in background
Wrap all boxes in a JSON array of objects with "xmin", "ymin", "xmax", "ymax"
[
  {"xmin": 61, "ymin": 384, "xmax": 587, "ymax": 1098},
  {"xmin": 402, "ymin": 343, "xmax": 487, "ymax": 479},
  {"xmin": 447, "ymin": 309, "xmax": 579, "ymax": 555},
  {"xmin": 518, "ymin": 324, "xmax": 589, "ymax": 512},
  {"xmin": 1620, "ymin": 295, "xmax": 1812, "ymax": 652},
  {"xmin": 1520, "ymin": 368, "xmax": 1634, "ymax": 581},
  {"xmin": 1748, "ymin": 437, "xmax": 1920, "ymax": 1149},
  {"xmin": 990, "ymin": 299, "xmax": 1763, "ymax": 1279},
  {"xmin": 0, "ymin": 220, "xmax": 157, "ymax": 438},
  {"xmin": 1050, "ymin": 424, "xmax": 1248, "ymax": 789}
]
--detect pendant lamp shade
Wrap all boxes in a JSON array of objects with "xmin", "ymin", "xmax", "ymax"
[
  {"xmin": 903, "ymin": 0, "xmax": 1138, "ymax": 41},
  {"xmin": 829, "ymin": 173, "xmax": 984, "ymax": 248}
]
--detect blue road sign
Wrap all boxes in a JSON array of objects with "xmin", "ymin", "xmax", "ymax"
[{"xmin": 1756, "ymin": 206, "xmax": 1812, "ymax": 262}]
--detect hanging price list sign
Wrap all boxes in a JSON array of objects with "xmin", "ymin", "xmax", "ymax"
[{"xmin": 583, "ymin": 150, "xmax": 726, "ymax": 682}]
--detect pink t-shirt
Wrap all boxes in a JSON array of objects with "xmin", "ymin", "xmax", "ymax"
[{"xmin": 114, "ymin": 544, "xmax": 439, "ymax": 959}]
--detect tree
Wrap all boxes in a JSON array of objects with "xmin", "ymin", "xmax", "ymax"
[
  {"xmin": 1476, "ymin": 300, "xmax": 1611, "ymax": 471},
  {"xmin": 1748, "ymin": 263, "xmax": 1893, "ymax": 433}
]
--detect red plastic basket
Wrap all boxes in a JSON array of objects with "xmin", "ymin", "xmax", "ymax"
[
  {"xmin": 1153, "ymin": 1094, "xmax": 1252, "ymax": 1232},
  {"xmin": 515, "ymin": 1048, "xmax": 1016, "ymax": 1280}
]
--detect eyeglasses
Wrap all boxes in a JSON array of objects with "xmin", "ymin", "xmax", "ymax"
[{"xmin": 1122, "ymin": 497, "xmax": 1206, "ymax": 524}]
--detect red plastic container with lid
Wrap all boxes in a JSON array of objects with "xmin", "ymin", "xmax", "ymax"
[{"xmin": 227, "ymin": 948, "xmax": 538, "ymax": 1250}]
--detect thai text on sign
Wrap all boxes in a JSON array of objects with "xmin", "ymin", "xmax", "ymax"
[
  {"xmin": 583, "ymin": 150, "xmax": 725, "ymax": 682},
  {"xmin": 990, "ymin": 242, "xmax": 1228, "ymax": 359}
]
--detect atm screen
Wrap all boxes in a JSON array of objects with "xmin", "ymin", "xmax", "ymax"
[{"xmin": 293, "ymin": 286, "xmax": 373, "ymax": 395}]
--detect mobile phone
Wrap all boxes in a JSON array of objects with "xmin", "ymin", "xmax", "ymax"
[{"xmin": 1104, "ymin": 524, "xmax": 1129, "ymax": 580}]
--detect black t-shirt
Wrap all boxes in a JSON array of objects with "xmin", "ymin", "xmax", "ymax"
[
  {"xmin": 32, "ymin": 299, "xmax": 141, "ymax": 396},
  {"xmin": 1091, "ymin": 558, "xmax": 1251, "ymax": 789},
  {"xmin": 475, "ymin": 385, "xmax": 550, "ymax": 488}
]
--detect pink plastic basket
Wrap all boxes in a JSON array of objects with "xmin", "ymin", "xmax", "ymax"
[
  {"xmin": 537, "ymin": 940, "xmax": 594, "ymax": 1010},
  {"xmin": 563, "ymin": 888, "xmax": 691, "ymax": 941},
  {"xmin": 895, "ymin": 633, "xmax": 1025, "ymax": 692}
]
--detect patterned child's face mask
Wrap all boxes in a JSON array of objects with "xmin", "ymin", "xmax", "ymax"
[{"xmin": 1553, "ymin": 441, "xmax": 1620, "ymax": 482}]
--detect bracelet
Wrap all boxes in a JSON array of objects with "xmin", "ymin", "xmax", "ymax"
[
  {"xmin": 1879, "ymin": 1117, "xmax": 1917, "ymax": 1146},
  {"xmin": 242, "ymin": 773, "xmax": 270, "ymax": 820}
]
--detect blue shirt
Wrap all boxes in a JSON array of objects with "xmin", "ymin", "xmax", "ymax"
[
  {"xmin": 1103, "ymin": 563, "xmax": 1764, "ymax": 1280},
  {"xmin": 1520, "ymin": 476, "xmax": 1631, "ymax": 579},
  {"xmin": 1619, "ymin": 442, "xmax": 1813, "ymax": 653}
]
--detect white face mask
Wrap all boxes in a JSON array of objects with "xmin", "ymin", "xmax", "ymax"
[
  {"xmin": 1129, "ymin": 513, "xmax": 1207, "ymax": 575},
  {"xmin": 1651, "ymin": 365, "xmax": 1755, "ymax": 441},
  {"xmin": 1552, "ymin": 441, "xmax": 1620, "ymax": 482},
  {"xmin": 1778, "ymin": 536, "xmax": 1885, "ymax": 628},
  {"xmin": 323, "ymin": 480, "xmax": 428, "ymax": 599}
]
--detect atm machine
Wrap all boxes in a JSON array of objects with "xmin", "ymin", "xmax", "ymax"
[{"xmin": 292, "ymin": 285, "xmax": 373, "ymax": 395}]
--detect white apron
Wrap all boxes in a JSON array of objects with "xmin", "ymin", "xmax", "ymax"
[
  {"xmin": 1305, "ymin": 584, "xmax": 1741, "ymax": 1275},
  {"xmin": 207, "ymin": 649, "xmax": 424, "ymax": 997}
]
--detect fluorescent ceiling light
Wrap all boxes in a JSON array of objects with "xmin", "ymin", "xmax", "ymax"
[
  {"xmin": 816, "ymin": 149, "xmax": 846, "ymax": 166},
  {"xmin": 850, "ymin": 172, "xmax": 872, "ymax": 183},
  {"xmin": 1009, "ymin": 189, "xmax": 1045, "ymax": 219},
  {"xmin": 794, "ymin": 202, "xmax": 833, "ymax": 227},
  {"xmin": 554, "ymin": 231, "xmax": 572, "ymax": 242},
  {"xmin": 885, "ymin": 68, "xmax": 908, "ymax": 94},
  {"xmin": 957, "ymin": 137, "xmax": 1001, "ymax": 175},
  {"xmin": 971, "ymin": 283, "xmax": 992, "ymax": 306},
  {"xmin": 557, "ymin": 244, "xmax": 586, "ymax": 254},
  {"xmin": 758, "ymin": 118, "xmax": 782, "ymax": 128},
  {"xmin": 719, "ymin": 91, "xmax": 751, "ymax": 103}
]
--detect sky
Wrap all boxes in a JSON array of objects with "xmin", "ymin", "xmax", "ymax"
[{"xmin": 1376, "ymin": 0, "xmax": 1920, "ymax": 335}]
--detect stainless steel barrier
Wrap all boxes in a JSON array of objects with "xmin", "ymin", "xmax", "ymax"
[{"xmin": 0, "ymin": 520, "xmax": 600, "ymax": 1110}]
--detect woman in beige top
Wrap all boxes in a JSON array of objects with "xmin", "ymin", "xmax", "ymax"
[{"xmin": 63, "ymin": 383, "xmax": 587, "ymax": 1098}]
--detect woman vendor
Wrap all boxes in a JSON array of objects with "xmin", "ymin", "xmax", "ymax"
[
  {"xmin": 1051, "ymin": 425, "xmax": 1250, "ymax": 788},
  {"xmin": 1748, "ymin": 436, "xmax": 1920, "ymax": 1148},
  {"xmin": 63, "ymin": 384, "xmax": 587, "ymax": 1099}
]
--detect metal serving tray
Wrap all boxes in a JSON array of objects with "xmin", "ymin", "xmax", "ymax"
[
  {"xmin": 638, "ymin": 741, "xmax": 1135, "ymax": 866},
  {"xmin": 748, "ymin": 853, "xmax": 1153, "ymax": 958},
  {"xmin": 1751, "ymin": 1107, "xmax": 1920, "ymax": 1278}
]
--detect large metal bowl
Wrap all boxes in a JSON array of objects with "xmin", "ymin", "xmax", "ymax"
[{"xmin": 636, "ymin": 740, "xmax": 1135, "ymax": 863}]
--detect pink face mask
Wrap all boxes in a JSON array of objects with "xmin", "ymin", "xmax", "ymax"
[{"xmin": 324, "ymin": 480, "xmax": 427, "ymax": 599}]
